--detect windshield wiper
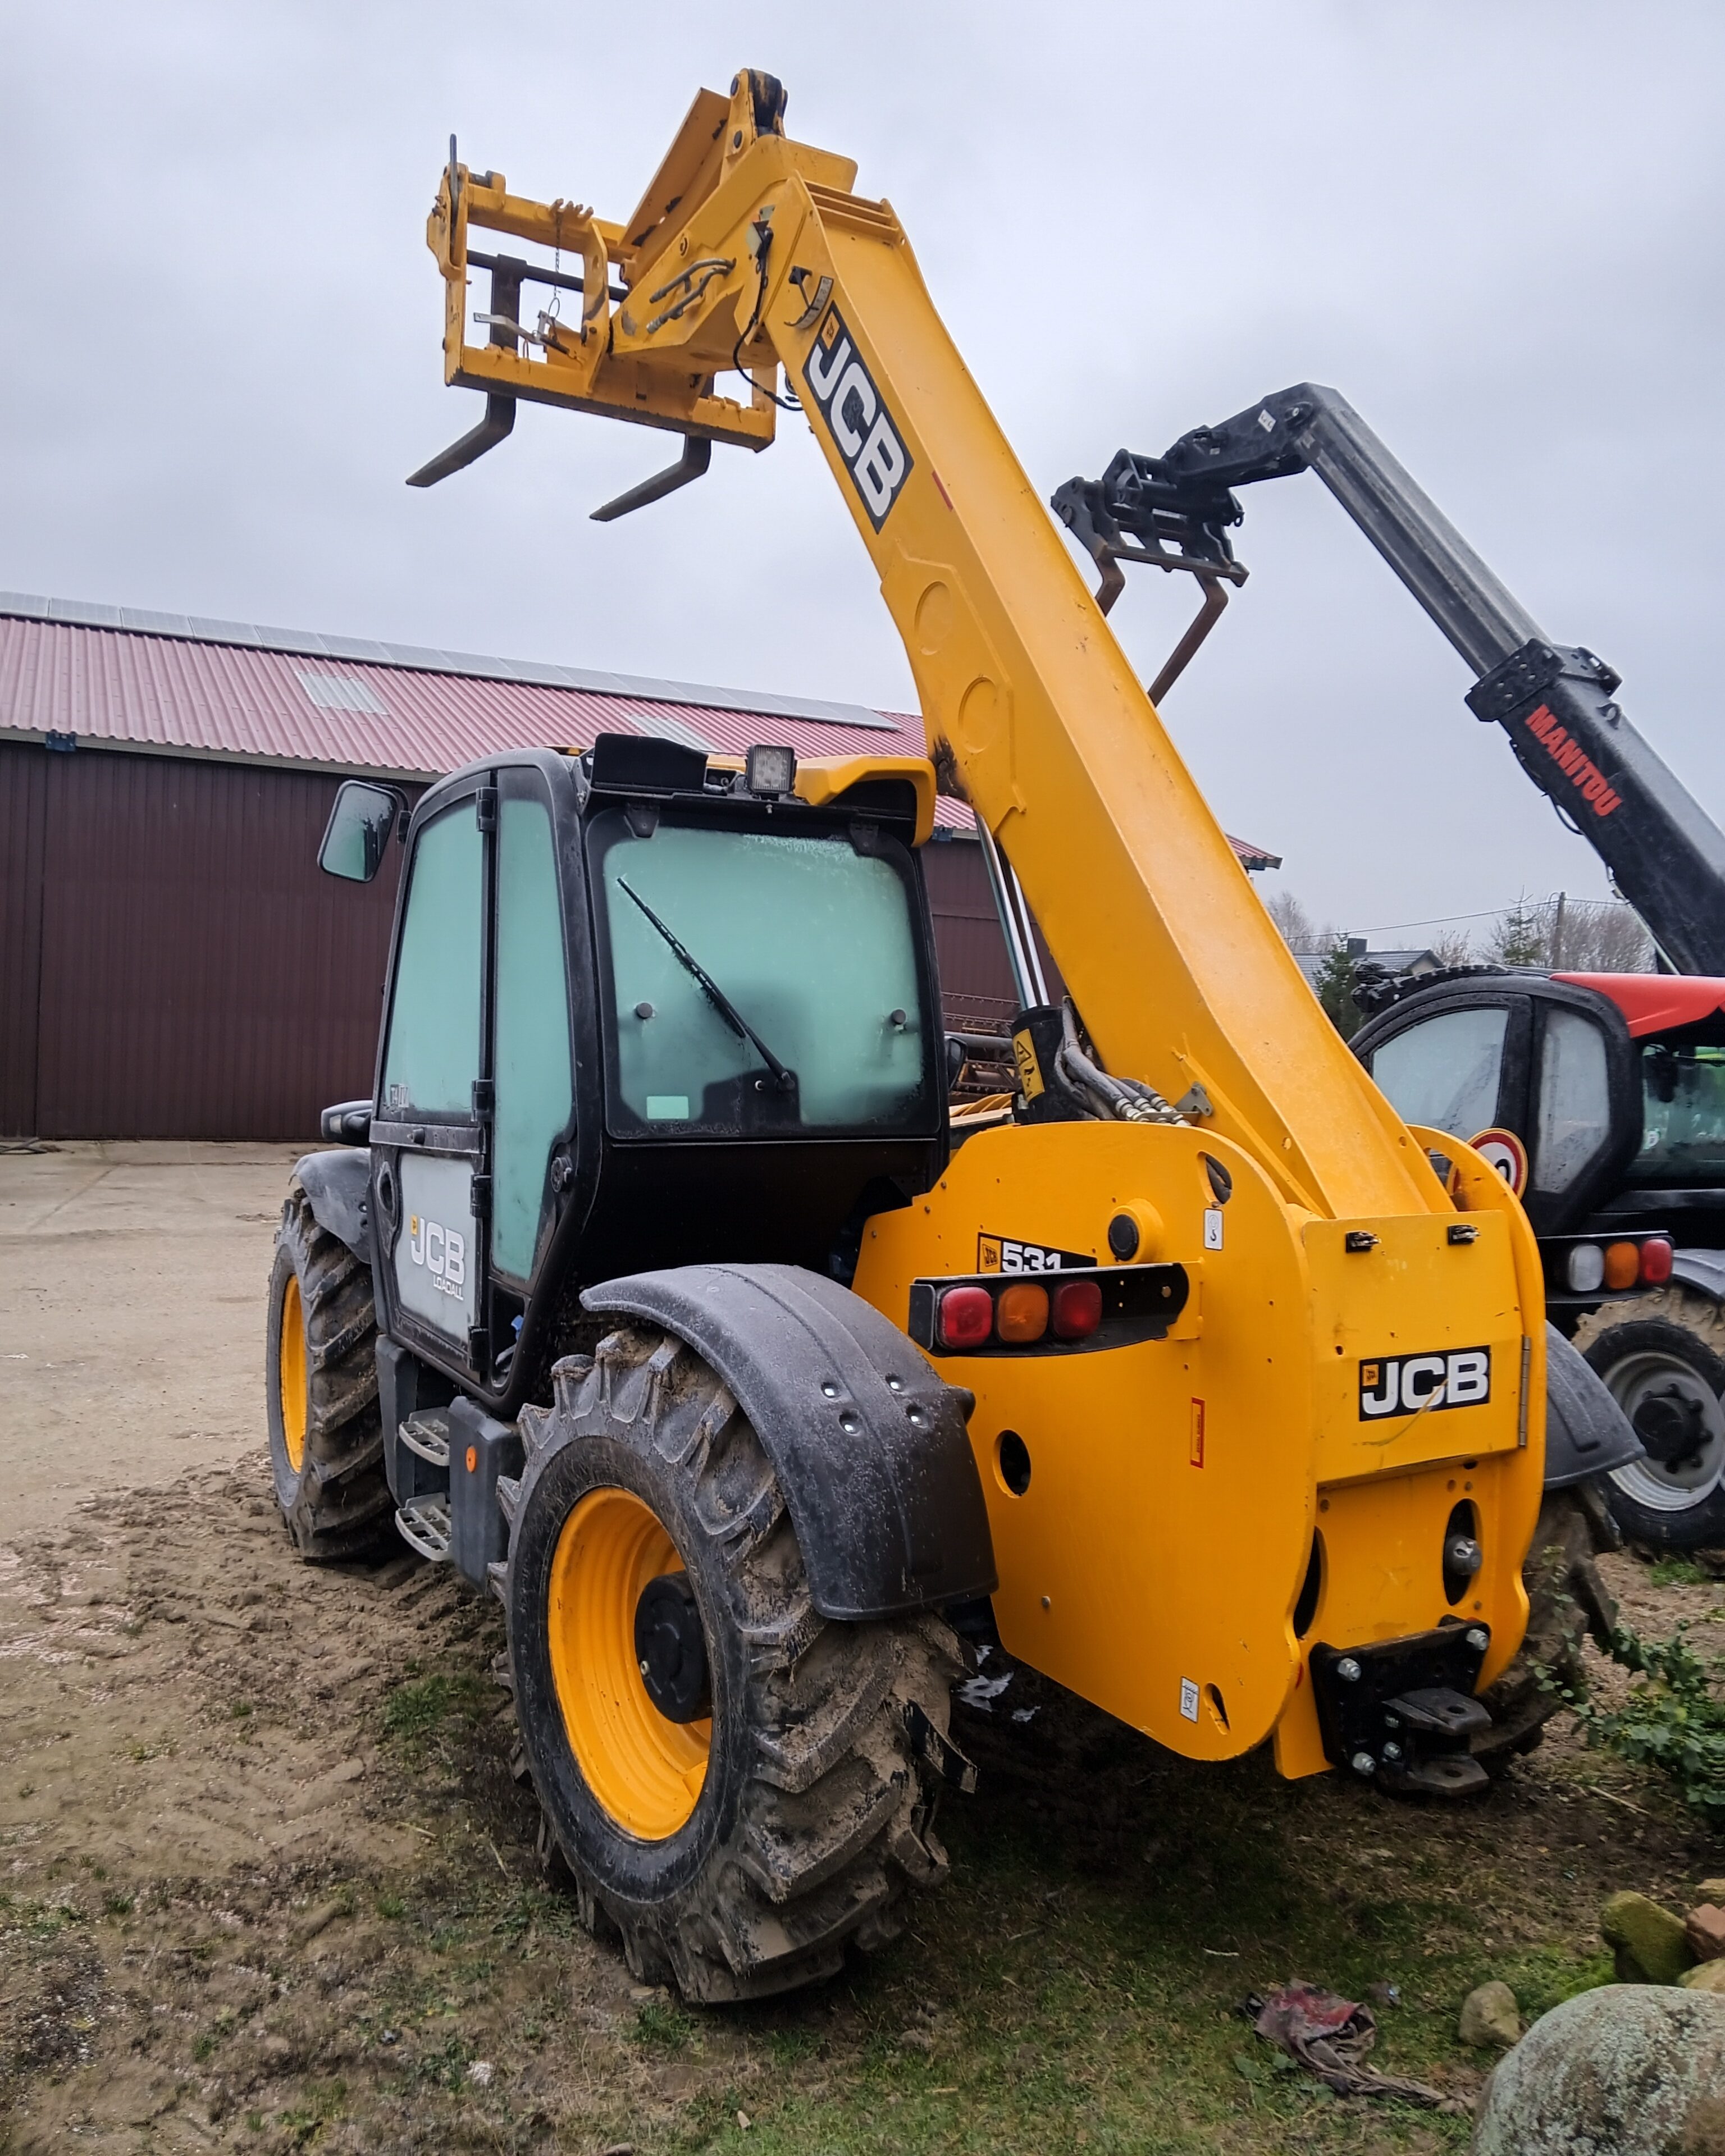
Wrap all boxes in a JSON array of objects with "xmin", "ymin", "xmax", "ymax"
[{"xmin": 615, "ymin": 878, "xmax": 796, "ymax": 1093}]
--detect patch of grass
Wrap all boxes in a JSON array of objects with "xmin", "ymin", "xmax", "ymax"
[
  {"xmin": 1650, "ymin": 1557, "xmax": 1710, "ymax": 1588},
  {"xmin": 375, "ymin": 1891, "xmax": 407, "ymax": 1921},
  {"xmin": 229, "ymin": 1700, "xmax": 252, "ymax": 1720},
  {"xmin": 1492, "ymin": 1942, "xmax": 1614, "ymax": 2023},
  {"xmin": 102, "ymin": 1891, "xmax": 134, "ymax": 1919},
  {"xmin": 635, "ymin": 1998, "xmax": 697, "ymax": 2051},
  {"xmin": 277, "ymin": 2079, "xmax": 346, "ymax": 2144},
  {"xmin": 381, "ymin": 1670, "xmax": 491, "ymax": 1756}
]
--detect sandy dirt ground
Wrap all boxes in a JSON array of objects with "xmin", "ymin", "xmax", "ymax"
[
  {"xmin": 1, "ymin": 1144, "xmax": 305, "ymax": 1538},
  {"xmin": 2, "ymin": 1146, "xmax": 1723, "ymax": 2154}
]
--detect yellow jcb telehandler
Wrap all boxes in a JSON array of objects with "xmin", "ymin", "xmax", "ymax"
[{"xmin": 266, "ymin": 71, "xmax": 1638, "ymax": 2001}]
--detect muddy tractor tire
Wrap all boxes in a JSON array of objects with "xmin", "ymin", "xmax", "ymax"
[
  {"xmin": 1572, "ymin": 1294, "xmax": 1725, "ymax": 1551},
  {"xmin": 1472, "ymin": 1487, "xmax": 1617, "ymax": 1771},
  {"xmin": 266, "ymin": 1182, "xmax": 392, "ymax": 1562},
  {"xmin": 505, "ymin": 1322, "xmax": 965, "ymax": 2004}
]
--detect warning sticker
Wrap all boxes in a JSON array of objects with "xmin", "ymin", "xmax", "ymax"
[{"xmin": 1179, "ymin": 1677, "xmax": 1200, "ymax": 1723}]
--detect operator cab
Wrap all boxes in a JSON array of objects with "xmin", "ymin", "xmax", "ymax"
[
  {"xmin": 318, "ymin": 734, "xmax": 948, "ymax": 1418},
  {"xmin": 1354, "ymin": 969, "xmax": 1725, "ymax": 1306}
]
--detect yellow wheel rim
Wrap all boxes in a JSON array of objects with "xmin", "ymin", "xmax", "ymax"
[
  {"xmin": 548, "ymin": 1487, "xmax": 711, "ymax": 1840},
  {"xmin": 279, "ymin": 1273, "xmax": 308, "ymax": 1476}
]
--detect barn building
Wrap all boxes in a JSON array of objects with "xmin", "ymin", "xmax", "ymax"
[{"xmin": 0, "ymin": 595, "xmax": 1278, "ymax": 1140}]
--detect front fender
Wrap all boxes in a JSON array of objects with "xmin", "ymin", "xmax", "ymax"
[
  {"xmin": 582, "ymin": 1262, "xmax": 997, "ymax": 1623},
  {"xmin": 293, "ymin": 1148, "xmax": 374, "ymax": 1269}
]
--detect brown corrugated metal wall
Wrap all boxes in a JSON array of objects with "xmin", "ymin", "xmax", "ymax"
[
  {"xmin": 922, "ymin": 837, "xmax": 1060, "ymax": 1027},
  {"xmin": 1, "ymin": 743, "xmax": 407, "ymax": 1140}
]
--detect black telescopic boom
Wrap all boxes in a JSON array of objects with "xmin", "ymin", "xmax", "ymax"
[{"xmin": 1066, "ymin": 383, "xmax": 1725, "ymax": 976}]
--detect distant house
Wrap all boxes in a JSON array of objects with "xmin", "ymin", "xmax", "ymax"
[{"xmin": 1294, "ymin": 939, "xmax": 1441, "ymax": 990}]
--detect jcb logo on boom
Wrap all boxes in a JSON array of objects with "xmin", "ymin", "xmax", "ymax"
[
  {"xmin": 803, "ymin": 306, "xmax": 913, "ymax": 531},
  {"xmin": 1358, "ymin": 1346, "xmax": 1490, "ymax": 1420},
  {"xmin": 408, "ymin": 1213, "xmax": 467, "ymax": 1300}
]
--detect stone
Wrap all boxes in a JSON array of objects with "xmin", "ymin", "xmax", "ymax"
[
  {"xmin": 1697, "ymin": 1879, "xmax": 1725, "ymax": 1907},
  {"xmin": 1471, "ymin": 1986, "xmax": 1725, "ymax": 2156},
  {"xmin": 1682, "ymin": 1961, "xmax": 1725, "ymax": 1995},
  {"xmin": 1601, "ymin": 1890, "xmax": 1697, "ymax": 1986},
  {"xmin": 1459, "ymin": 1980, "xmax": 1523, "ymax": 2048},
  {"xmin": 1691, "ymin": 1906, "xmax": 1725, "ymax": 1962}
]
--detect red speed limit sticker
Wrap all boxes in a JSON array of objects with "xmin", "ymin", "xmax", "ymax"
[{"xmin": 1467, "ymin": 1126, "xmax": 1528, "ymax": 1194}]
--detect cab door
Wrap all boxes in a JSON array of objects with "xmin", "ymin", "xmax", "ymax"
[
  {"xmin": 1355, "ymin": 980, "xmax": 1637, "ymax": 1234},
  {"xmin": 372, "ymin": 786, "xmax": 491, "ymax": 1373}
]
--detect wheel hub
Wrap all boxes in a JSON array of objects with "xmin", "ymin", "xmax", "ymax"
[
  {"xmin": 1635, "ymin": 1385, "xmax": 1708, "ymax": 1468},
  {"xmin": 1605, "ymin": 1345, "xmax": 1725, "ymax": 1512},
  {"xmin": 635, "ymin": 1573, "xmax": 712, "ymax": 1723}
]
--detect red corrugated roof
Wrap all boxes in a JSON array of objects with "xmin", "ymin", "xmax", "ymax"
[{"xmin": 0, "ymin": 601, "xmax": 1279, "ymax": 865}]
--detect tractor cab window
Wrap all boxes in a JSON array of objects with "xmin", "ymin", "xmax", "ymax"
[
  {"xmin": 1532, "ymin": 1006, "xmax": 1611, "ymax": 1194},
  {"xmin": 589, "ymin": 810, "xmax": 932, "ymax": 1138},
  {"xmin": 380, "ymin": 801, "xmax": 483, "ymax": 1116},
  {"xmin": 1366, "ymin": 1006, "xmax": 1508, "ymax": 1139},
  {"xmin": 1632, "ymin": 1039, "xmax": 1725, "ymax": 1185},
  {"xmin": 492, "ymin": 792, "xmax": 573, "ymax": 1281}
]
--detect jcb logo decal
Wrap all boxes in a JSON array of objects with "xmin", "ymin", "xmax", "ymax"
[
  {"xmin": 803, "ymin": 306, "xmax": 912, "ymax": 531},
  {"xmin": 408, "ymin": 1213, "xmax": 467, "ymax": 1300},
  {"xmin": 978, "ymin": 1232, "xmax": 1094, "ymax": 1275},
  {"xmin": 1359, "ymin": 1346, "xmax": 1490, "ymax": 1420}
]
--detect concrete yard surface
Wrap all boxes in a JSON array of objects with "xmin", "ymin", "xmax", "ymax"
[{"xmin": 0, "ymin": 1140, "xmax": 307, "ymax": 1537}]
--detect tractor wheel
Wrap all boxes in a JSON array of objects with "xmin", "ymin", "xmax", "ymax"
[
  {"xmin": 1472, "ymin": 1488, "xmax": 1617, "ymax": 1771},
  {"xmin": 265, "ymin": 1181, "xmax": 391, "ymax": 1561},
  {"xmin": 505, "ymin": 1322, "xmax": 965, "ymax": 2004},
  {"xmin": 1573, "ymin": 1295, "xmax": 1725, "ymax": 1551}
]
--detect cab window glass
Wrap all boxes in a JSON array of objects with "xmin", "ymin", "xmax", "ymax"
[
  {"xmin": 1368, "ymin": 1006, "xmax": 1508, "ymax": 1138},
  {"xmin": 1533, "ymin": 1007, "xmax": 1611, "ymax": 1193},
  {"xmin": 591, "ymin": 814, "xmax": 929, "ymax": 1135},
  {"xmin": 381, "ymin": 803, "xmax": 482, "ymax": 1115},
  {"xmin": 1632, "ymin": 1041, "xmax": 1725, "ymax": 1184},
  {"xmin": 492, "ymin": 794, "xmax": 573, "ymax": 1280}
]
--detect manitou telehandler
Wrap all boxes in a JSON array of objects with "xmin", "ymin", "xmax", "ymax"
[
  {"xmin": 1062, "ymin": 386, "xmax": 1725, "ymax": 1550},
  {"xmin": 266, "ymin": 74, "xmax": 1635, "ymax": 2002}
]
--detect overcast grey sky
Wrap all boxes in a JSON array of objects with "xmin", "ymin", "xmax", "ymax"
[{"xmin": 4, "ymin": 2, "xmax": 1721, "ymax": 938}]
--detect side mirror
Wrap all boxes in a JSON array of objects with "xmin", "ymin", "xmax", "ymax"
[{"xmin": 318, "ymin": 780, "xmax": 406, "ymax": 883}]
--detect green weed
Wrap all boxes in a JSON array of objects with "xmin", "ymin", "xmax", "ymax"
[
  {"xmin": 1650, "ymin": 1557, "xmax": 1710, "ymax": 1588},
  {"xmin": 1575, "ymin": 1619, "xmax": 1725, "ymax": 1823}
]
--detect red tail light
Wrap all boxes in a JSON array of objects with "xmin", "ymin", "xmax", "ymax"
[
  {"xmin": 936, "ymin": 1285, "xmax": 994, "ymax": 1350},
  {"xmin": 1051, "ymin": 1278, "xmax": 1103, "ymax": 1341},
  {"xmin": 1640, "ymin": 1236, "xmax": 1674, "ymax": 1285}
]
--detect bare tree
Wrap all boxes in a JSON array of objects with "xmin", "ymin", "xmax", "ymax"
[
  {"xmin": 1262, "ymin": 889, "xmax": 1338, "ymax": 957},
  {"xmin": 1430, "ymin": 928, "xmax": 1475, "ymax": 968},
  {"xmin": 1550, "ymin": 896, "xmax": 1653, "ymax": 972}
]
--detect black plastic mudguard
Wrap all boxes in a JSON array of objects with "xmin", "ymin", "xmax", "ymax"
[
  {"xmin": 294, "ymin": 1147, "xmax": 374, "ymax": 1269},
  {"xmin": 582, "ymin": 1262, "xmax": 998, "ymax": 1623},
  {"xmin": 1545, "ymin": 1321, "xmax": 1642, "ymax": 1487}
]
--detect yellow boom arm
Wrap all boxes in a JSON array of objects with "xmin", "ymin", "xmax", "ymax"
[{"xmin": 423, "ymin": 71, "xmax": 1432, "ymax": 1223}]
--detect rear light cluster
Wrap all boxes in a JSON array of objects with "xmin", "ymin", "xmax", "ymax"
[
  {"xmin": 906, "ymin": 1263, "xmax": 1190, "ymax": 1359},
  {"xmin": 935, "ymin": 1278, "xmax": 1103, "ymax": 1350},
  {"xmin": 1564, "ymin": 1235, "xmax": 1673, "ymax": 1294}
]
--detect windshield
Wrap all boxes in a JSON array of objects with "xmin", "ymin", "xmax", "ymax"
[
  {"xmin": 588, "ymin": 810, "xmax": 934, "ymax": 1138},
  {"xmin": 1631, "ymin": 1040, "xmax": 1725, "ymax": 1184}
]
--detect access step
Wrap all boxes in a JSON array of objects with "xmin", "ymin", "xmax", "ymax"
[
  {"xmin": 395, "ymin": 1491, "xmax": 451, "ymax": 1563},
  {"xmin": 398, "ymin": 1412, "xmax": 451, "ymax": 1468}
]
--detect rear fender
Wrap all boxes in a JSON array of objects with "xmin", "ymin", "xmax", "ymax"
[
  {"xmin": 1544, "ymin": 1322, "xmax": 1643, "ymax": 1486},
  {"xmin": 581, "ymin": 1262, "xmax": 997, "ymax": 1621},
  {"xmin": 293, "ymin": 1148, "xmax": 374, "ymax": 1269}
]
